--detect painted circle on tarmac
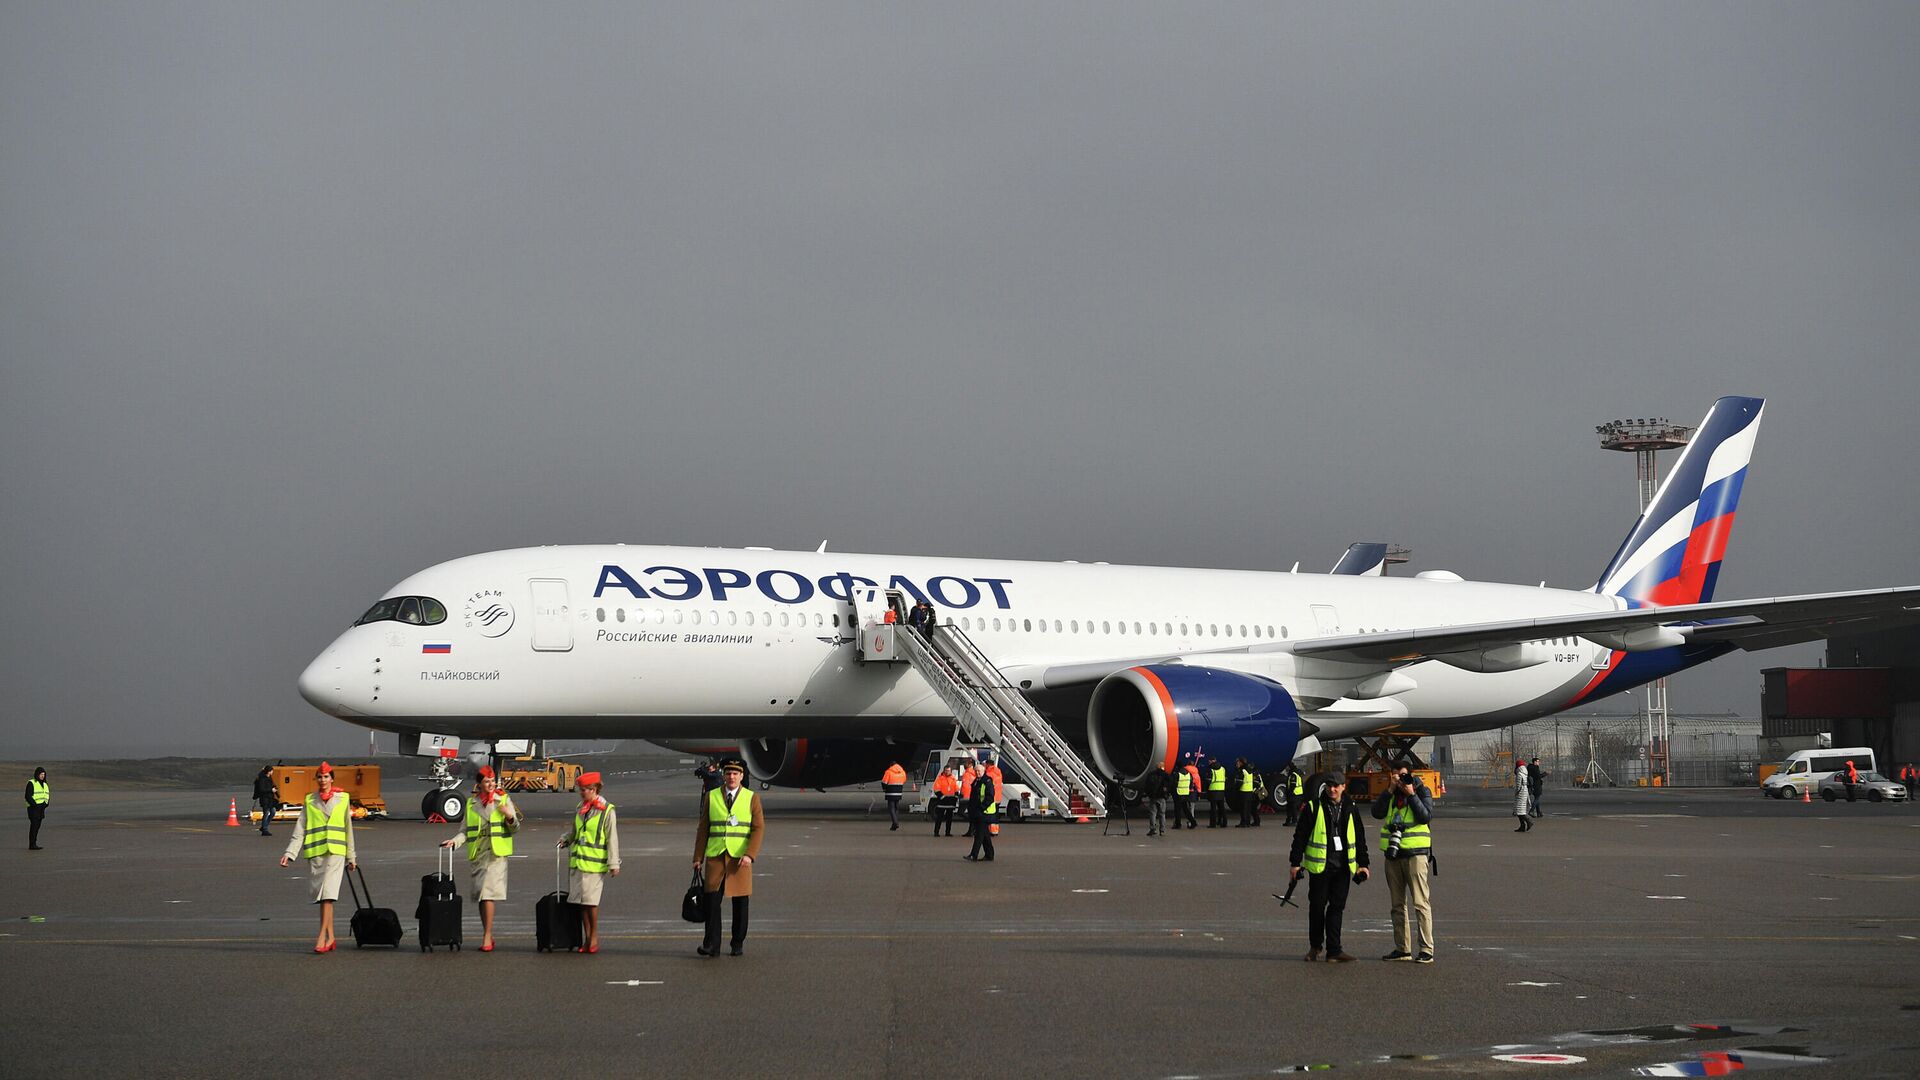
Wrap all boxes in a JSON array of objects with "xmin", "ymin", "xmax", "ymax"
[{"xmin": 1491, "ymin": 1054, "xmax": 1586, "ymax": 1065}]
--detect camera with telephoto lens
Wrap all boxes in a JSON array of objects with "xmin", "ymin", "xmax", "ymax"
[{"xmin": 1385, "ymin": 822, "xmax": 1405, "ymax": 858}]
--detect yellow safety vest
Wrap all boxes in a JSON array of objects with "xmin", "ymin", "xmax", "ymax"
[
  {"xmin": 1208, "ymin": 766, "xmax": 1227, "ymax": 792},
  {"xmin": 1176, "ymin": 770, "xmax": 1192, "ymax": 795},
  {"xmin": 28, "ymin": 779, "xmax": 49, "ymax": 806},
  {"xmin": 464, "ymin": 797, "xmax": 514, "ymax": 860},
  {"xmin": 300, "ymin": 794, "xmax": 349, "ymax": 859},
  {"xmin": 1239, "ymin": 770, "xmax": 1256, "ymax": 794},
  {"xmin": 1379, "ymin": 799, "xmax": 1432, "ymax": 855},
  {"xmin": 569, "ymin": 802, "xmax": 614, "ymax": 873},
  {"xmin": 1290, "ymin": 773, "xmax": 1304, "ymax": 796},
  {"xmin": 704, "ymin": 787, "xmax": 755, "ymax": 858},
  {"xmin": 1301, "ymin": 803, "xmax": 1357, "ymax": 875}
]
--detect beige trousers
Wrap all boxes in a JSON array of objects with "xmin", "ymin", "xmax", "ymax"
[{"xmin": 1384, "ymin": 854, "xmax": 1434, "ymax": 954}]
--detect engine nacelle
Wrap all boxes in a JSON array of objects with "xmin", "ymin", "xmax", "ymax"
[
  {"xmin": 738, "ymin": 737, "xmax": 918, "ymax": 790},
  {"xmin": 1087, "ymin": 665, "xmax": 1304, "ymax": 783}
]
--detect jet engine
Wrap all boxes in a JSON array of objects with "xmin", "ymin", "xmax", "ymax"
[
  {"xmin": 738, "ymin": 737, "xmax": 919, "ymax": 790},
  {"xmin": 1087, "ymin": 666, "xmax": 1305, "ymax": 783}
]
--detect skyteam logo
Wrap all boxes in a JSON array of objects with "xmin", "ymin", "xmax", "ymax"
[{"xmin": 464, "ymin": 589, "xmax": 515, "ymax": 637}]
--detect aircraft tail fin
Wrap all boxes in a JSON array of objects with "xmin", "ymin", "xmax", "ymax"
[{"xmin": 1593, "ymin": 396, "xmax": 1765, "ymax": 607}]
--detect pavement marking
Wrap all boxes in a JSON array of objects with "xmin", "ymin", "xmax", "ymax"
[
  {"xmin": 1492, "ymin": 1053, "xmax": 1585, "ymax": 1064},
  {"xmin": 1071, "ymin": 889, "xmax": 1109, "ymax": 894},
  {"xmin": 605, "ymin": 980, "xmax": 663, "ymax": 986},
  {"xmin": 1646, "ymin": 896, "xmax": 1687, "ymax": 901},
  {"xmin": 1508, "ymin": 981, "xmax": 1561, "ymax": 987}
]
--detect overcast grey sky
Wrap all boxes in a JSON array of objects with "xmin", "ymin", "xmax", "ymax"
[{"xmin": 4, "ymin": 4, "xmax": 1916, "ymax": 758}]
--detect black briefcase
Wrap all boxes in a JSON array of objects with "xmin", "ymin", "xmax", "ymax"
[
  {"xmin": 346, "ymin": 867, "xmax": 404, "ymax": 948},
  {"xmin": 681, "ymin": 867, "xmax": 708, "ymax": 923}
]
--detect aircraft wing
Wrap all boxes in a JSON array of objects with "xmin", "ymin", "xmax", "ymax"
[
  {"xmin": 1289, "ymin": 585, "xmax": 1920, "ymax": 665},
  {"xmin": 1023, "ymin": 585, "xmax": 1920, "ymax": 688}
]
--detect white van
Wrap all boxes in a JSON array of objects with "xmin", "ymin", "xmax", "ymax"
[{"xmin": 1762, "ymin": 747, "xmax": 1877, "ymax": 799}]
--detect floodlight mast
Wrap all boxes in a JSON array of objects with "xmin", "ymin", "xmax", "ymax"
[{"xmin": 1595, "ymin": 417, "xmax": 1694, "ymax": 784}]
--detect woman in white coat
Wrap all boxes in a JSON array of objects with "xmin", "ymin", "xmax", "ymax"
[
  {"xmin": 1513, "ymin": 759, "xmax": 1533, "ymax": 832},
  {"xmin": 277, "ymin": 763, "xmax": 356, "ymax": 952}
]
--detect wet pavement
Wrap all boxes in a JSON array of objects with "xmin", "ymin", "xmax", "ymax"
[{"xmin": 2, "ymin": 778, "xmax": 1916, "ymax": 1078}]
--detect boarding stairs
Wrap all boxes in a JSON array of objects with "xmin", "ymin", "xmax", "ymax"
[{"xmin": 894, "ymin": 623, "xmax": 1107, "ymax": 820}]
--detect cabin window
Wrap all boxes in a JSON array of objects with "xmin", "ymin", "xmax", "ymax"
[
  {"xmin": 397, "ymin": 597, "xmax": 425, "ymax": 625},
  {"xmin": 1023, "ymin": 619, "xmax": 1032, "ymax": 632},
  {"xmin": 594, "ymin": 607, "xmax": 606, "ymax": 623},
  {"xmin": 615, "ymin": 608, "xmax": 626, "ymax": 623},
  {"xmin": 1102, "ymin": 621, "xmax": 1111, "ymax": 634}
]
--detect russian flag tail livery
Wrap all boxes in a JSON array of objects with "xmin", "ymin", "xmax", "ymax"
[{"xmin": 1594, "ymin": 396, "xmax": 1764, "ymax": 607}]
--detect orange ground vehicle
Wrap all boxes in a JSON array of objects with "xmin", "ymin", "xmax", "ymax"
[
  {"xmin": 498, "ymin": 757, "xmax": 583, "ymax": 793},
  {"xmin": 250, "ymin": 763, "xmax": 388, "ymax": 821}
]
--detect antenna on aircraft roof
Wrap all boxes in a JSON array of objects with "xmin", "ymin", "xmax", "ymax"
[
  {"xmin": 1290, "ymin": 562, "xmax": 1300, "ymax": 573},
  {"xmin": 816, "ymin": 541, "xmax": 829, "ymax": 553}
]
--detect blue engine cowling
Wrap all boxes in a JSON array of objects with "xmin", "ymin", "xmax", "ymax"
[
  {"xmin": 1086, "ymin": 665, "xmax": 1303, "ymax": 783},
  {"xmin": 738, "ymin": 737, "xmax": 923, "ymax": 790}
]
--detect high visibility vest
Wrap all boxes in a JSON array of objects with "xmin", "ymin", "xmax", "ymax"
[
  {"xmin": 1290, "ymin": 773, "xmax": 1304, "ymax": 796},
  {"xmin": 1239, "ymin": 770, "xmax": 1256, "ymax": 794},
  {"xmin": 1378, "ymin": 799, "xmax": 1432, "ymax": 855},
  {"xmin": 934, "ymin": 774, "xmax": 958, "ymax": 797},
  {"xmin": 569, "ymin": 802, "xmax": 614, "ymax": 873},
  {"xmin": 704, "ymin": 788, "xmax": 755, "ymax": 858},
  {"xmin": 1176, "ymin": 770, "xmax": 1192, "ymax": 795},
  {"xmin": 882, "ymin": 765, "xmax": 906, "ymax": 786},
  {"xmin": 28, "ymin": 779, "xmax": 50, "ymax": 806},
  {"xmin": 1301, "ymin": 803, "xmax": 1358, "ymax": 875},
  {"xmin": 976, "ymin": 775, "xmax": 998, "ymax": 816},
  {"xmin": 300, "ymin": 794, "xmax": 349, "ymax": 859},
  {"xmin": 1208, "ymin": 766, "xmax": 1226, "ymax": 792},
  {"xmin": 464, "ymin": 797, "xmax": 514, "ymax": 860}
]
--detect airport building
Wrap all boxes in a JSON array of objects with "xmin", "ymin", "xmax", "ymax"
[{"xmin": 1761, "ymin": 624, "xmax": 1920, "ymax": 773}]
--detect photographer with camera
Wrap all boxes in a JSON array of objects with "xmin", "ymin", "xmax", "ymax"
[{"xmin": 1370, "ymin": 767, "xmax": 1435, "ymax": 963}]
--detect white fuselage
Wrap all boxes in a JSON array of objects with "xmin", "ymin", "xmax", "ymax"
[{"xmin": 298, "ymin": 545, "xmax": 1627, "ymax": 745}]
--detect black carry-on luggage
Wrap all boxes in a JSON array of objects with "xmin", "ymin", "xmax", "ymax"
[
  {"xmin": 681, "ymin": 866, "xmax": 708, "ymax": 923},
  {"xmin": 417, "ymin": 845, "xmax": 463, "ymax": 951},
  {"xmin": 347, "ymin": 866, "xmax": 404, "ymax": 948},
  {"xmin": 537, "ymin": 847, "xmax": 582, "ymax": 953}
]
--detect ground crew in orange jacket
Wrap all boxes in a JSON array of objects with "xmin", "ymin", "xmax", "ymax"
[
  {"xmin": 961, "ymin": 763, "xmax": 979, "ymax": 836},
  {"xmin": 881, "ymin": 762, "xmax": 907, "ymax": 831},
  {"xmin": 932, "ymin": 766, "xmax": 960, "ymax": 836}
]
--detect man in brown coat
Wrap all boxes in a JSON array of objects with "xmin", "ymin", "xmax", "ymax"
[{"xmin": 694, "ymin": 758, "xmax": 765, "ymax": 957}]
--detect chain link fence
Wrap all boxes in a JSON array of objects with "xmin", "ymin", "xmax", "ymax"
[{"xmin": 1432, "ymin": 714, "xmax": 1764, "ymax": 790}]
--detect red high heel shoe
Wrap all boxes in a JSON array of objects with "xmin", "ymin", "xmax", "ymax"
[
  {"xmin": 586, "ymin": 944, "xmax": 599, "ymax": 954},
  {"xmin": 479, "ymin": 942, "xmax": 494, "ymax": 952}
]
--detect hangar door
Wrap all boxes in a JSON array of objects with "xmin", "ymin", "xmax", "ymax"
[{"xmin": 529, "ymin": 578, "xmax": 573, "ymax": 652}]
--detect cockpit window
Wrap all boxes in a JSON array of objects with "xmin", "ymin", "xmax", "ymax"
[{"xmin": 353, "ymin": 596, "xmax": 448, "ymax": 627}]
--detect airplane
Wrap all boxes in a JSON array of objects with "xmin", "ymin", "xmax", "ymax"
[{"xmin": 298, "ymin": 396, "xmax": 1920, "ymax": 813}]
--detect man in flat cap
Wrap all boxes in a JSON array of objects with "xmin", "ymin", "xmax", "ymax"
[{"xmin": 694, "ymin": 758, "xmax": 764, "ymax": 957}]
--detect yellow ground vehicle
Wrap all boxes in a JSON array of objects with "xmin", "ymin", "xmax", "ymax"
[
  {"xmin": 251, "ymin": 763, "xmax": 388, "ymax": 820},
  {"xmin": 499, "ymin": 757, "xmax": 583, "ymax": 793}
]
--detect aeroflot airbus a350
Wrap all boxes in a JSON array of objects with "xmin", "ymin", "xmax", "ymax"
[{"xmin": 300, "ymin": 396, "xmax": 1918, "ymax": 792}]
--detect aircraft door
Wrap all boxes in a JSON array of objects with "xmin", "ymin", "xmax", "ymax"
[
  {"xmin": 850, "ymin": 585, "xmax": 900, "ymax": 661},
  {"xmin": 529, "ymin": 578, "xmax": 573, "ymax": 652},
  {"xmin": 1311, "ymin": 604, "xmax": 1341, "ymax": 636}
]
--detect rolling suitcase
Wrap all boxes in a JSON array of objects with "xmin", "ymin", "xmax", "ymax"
[
  {"xmin": 537, "ymin": 847, "xmax": 581, "ymax": 953},
  {"xmin": 417, "ymin": 845, "xmax": 463, "ymax": 951},
  {"xmin": 346, "ymin": 866, "xmax": 404, "ymax": 948}
]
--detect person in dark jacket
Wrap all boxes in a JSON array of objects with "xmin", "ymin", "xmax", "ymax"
[
  {"xmin": 1371, "ymin": 767, "xmax": 1435, "ymax": 963},
  {"xmin": 252, "ymin": 765, "xmax": 279, "ymax": 836},
  {"xmin": 1142, "ymin": 766, "xmax": 1170, "ymax": 836},
  {"xmin": 1288, "ymin": 773, "xmax": 1369, "ymax": 962},
  {"xmin": 964, "ymin": 766, "xmax": 998, "ymax": 862},
  {"xmin": 25, "ymin": 767, "xmax": 50, "ymax": 850},
  {"xmin": 1102, "ymin": 777, "xmax": 1130, "ymax": 836},
  {"xmin": 1525, "ymin": 756, "xmax": 1545, "ymax": 817}
]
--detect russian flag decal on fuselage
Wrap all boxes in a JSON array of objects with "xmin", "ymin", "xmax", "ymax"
[{"xmin": 422, "ymin": 642, "xmax": 452, "ymax": 654}]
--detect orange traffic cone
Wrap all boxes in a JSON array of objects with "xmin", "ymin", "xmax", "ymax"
[
  {"xmin": 1800, "ymin": 787, "xmax": 1811, "ymax": 804},
  {"xmin": 225, "ymin": 797, "xmax": 241, "ymax": 826}
]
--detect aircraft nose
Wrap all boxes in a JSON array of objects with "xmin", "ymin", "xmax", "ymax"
[{"xmin": 298, "ymin": 647, "xmax": 345, "ymax": 715}]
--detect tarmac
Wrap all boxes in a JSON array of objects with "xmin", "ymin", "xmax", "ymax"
[{"xmin": 2, "ymin": 774, "xmax": 1916, "ymax": 1079}]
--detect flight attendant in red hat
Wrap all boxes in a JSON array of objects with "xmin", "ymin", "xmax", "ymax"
[
  {"xmin": 278, "ymin": 763, "xmax": 356, "ymax": 953},
  {"xmin": 557, "ymin": 772, "xmax": 619, "ymax": 953}
]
